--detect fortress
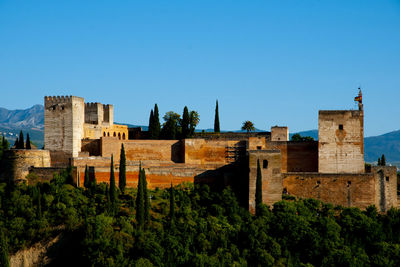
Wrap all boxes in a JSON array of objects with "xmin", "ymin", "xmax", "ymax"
[{"xmin": 2, "ymin": 91, "xmax": 398, "ymax": 212}]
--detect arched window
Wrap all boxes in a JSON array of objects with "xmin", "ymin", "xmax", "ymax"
[
  {"xmin": 122, "ymin": 133, "xmax": 126, "ymax": 140},
  {"xmin": 113, "ymin": 132, "xmax": 116, "ymax": 137},
  {"xmin": 107, "ymin": 132, "xmax": 110, "ymax": 137},
  {"xmin": 118, "ymin": 133, "xmax": 121, "ymax": 140},
  {"xmin": 103, "ymin": 132, "xmax": 106, "ymax": 137}
]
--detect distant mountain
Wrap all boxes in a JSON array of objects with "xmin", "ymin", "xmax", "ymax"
[
  {"xmin": 290, "ymin": 130, "xmax": 319, "ymax": 140},
  {"xmin": 0, "ymin": 105, "xmax": 44, "ymax": 148}
]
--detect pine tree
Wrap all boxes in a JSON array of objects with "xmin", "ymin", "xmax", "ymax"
[
  {"xmin": 143, "ymin": 168, "xmax": 149, "ymax": 223},
  {"xmin": 109, "ymin": 155, "xmax": 116, "ymax": 204},
  {"xmin": 381, "ymin": 154, "xmax": 386, "ymax": 166},
  {"xmin": 18, "ymin": 130, "xmax": 24, "ymax": 149},
  {"xmin": 214, "ymin": 100, "xmax": 220, "ymax": 133},
  {"xmin": 84, "ymin": 165, "xmax": 90, "ymax": 189},
  {"xmin": 169, "ymin": 183, "xmax": 175, "ymax": 221},
  {"xmin": 136, "ymin": 164, "xmax": 144, "ymax": 227},
  {"xmin": 255, "ymin": 159, "xmax": 263, "ymax": 216},
  {"xmin": 181, "ymin": 106, "xmax": 190, "ymax": 139},
  {"xmin": 26, "ymin": 133, "xmax": 31, "ymax": 149},
  {"xmin": 148, "ymin": 109, "xmax": 154, "ymax": 139},
  {"xmin": 119, "ymin": 144, "xmax": 126, "ymax": 194},
  {"xmin": 153, "ymin": 104, "xmax": 161, "ymax": 139},
  {"xmin": 378, "ymin": 157, "xmax": 381, "ymax": 166},
  {"xmin": 0, "ymin": 228, "xmax": 10, "ymax": 267}
]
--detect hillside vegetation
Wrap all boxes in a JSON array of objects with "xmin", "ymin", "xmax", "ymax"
[{"xmin": 1, "ymin": 171, "xmax": 400, "ymax": 266}]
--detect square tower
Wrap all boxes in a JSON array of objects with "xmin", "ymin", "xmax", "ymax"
[
  {"xmin": 44, "ymin": 96, "xmax": 85, "ymax": 158},
  {"xmin": 318, "ymin": 109, "xmax": 364, "ymax": 173},
  {"xmin": 271, "ymin": 126, "xmax": 289, "ymax": 141}
]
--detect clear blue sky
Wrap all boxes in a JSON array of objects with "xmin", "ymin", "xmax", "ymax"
[{"xmin": 1, "ymin": 1, "xmax": 399, "ymax": 136}]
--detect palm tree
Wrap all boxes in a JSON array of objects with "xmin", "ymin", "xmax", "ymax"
[{"xmin": 241, "ymin": 121, "xmax": 255, "ymax": 133}]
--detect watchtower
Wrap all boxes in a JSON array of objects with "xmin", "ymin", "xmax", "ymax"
[
  {"xmin": 44, "ymin": 96, "xmax": 85, "ymax": 159},
  {"xmin": 318, "ymin": 90, "xmax": 364, "ymax": 173}
]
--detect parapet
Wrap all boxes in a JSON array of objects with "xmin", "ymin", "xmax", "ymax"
[{"xmin": 44, "ymin": 95, "xmax": 84, "ymax": 108}]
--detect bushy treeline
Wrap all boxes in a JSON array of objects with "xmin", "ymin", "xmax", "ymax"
[{"xmin": 2, "ymin": 171, "xmax": 400, "ymax": 266}]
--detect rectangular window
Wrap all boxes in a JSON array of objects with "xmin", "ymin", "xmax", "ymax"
[
  {"xmin": 257, "ymin": 146, "xmax": 262, "ymax": 150},
  {"xmin": 339, "ymin": 124, "xmax": 343, "ymax": 130}
]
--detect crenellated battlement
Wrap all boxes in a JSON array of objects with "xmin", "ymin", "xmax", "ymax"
[
  {"xmin": 44, "ymin": 95, "xmax": 84, "ymax": 108},
  {"xmin": 85, "ymin": 102, "xmax": 101, "ymax": 108}
]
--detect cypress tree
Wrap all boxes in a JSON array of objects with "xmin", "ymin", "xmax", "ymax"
[
  {"xmin": 148, "ymin": 109, "xmax": 154, "ymax": 139},
  {"xmin": 214, "ymin": 100, "xmax": 220, "ymax": 133},
  {"xmin": 143, "ymin": 168, "xmax": 149, "ymax": 223},
  {"xmin": 381, "ymin": 154, "xmax": 386, "ymax": 166},
  {"xmin": 2, "ymin": 136, "xmax": 9, "ymax": 150},
  {"xmin": 153, "ymin": 104, "xmax": 161, "ymax": 139},
  {"xmin": 18, "ymin": 130, "xmax": 24, "ymax": 149},
  {"xmin": 378, "ymin": 157, "xmax": 381, "ymax": 166},
  {"xmin": 0, "ymin": 228, "xmax": 10, "ymax": 267},
  {"xmin": 26, "ymin": 133, "xmax": 31, "ymax": 149},
  {"xmin": 255, "ymin": 159, "xmax": 263, "ymax": 216},
  {"xmin": 181, "ymin": 106, "xmax": 190, "ymax": 139},
  {"xmin": 14, "ymin": 137, "xmax": 18, "ymax": 149},
  {"xmin": 119, "ymin": 144, "xmax": 126, "ymax": 194},
  {"xmin": 84, "ymin": 165, "xmax": 90, "ymax": 189},
  {"xmin": 37, "ymin": 187, "xmax": 42, "ymax": 219},
  {"xmin": 109, "ymin": 155, "xmax": 116, "ymax": 204},
  {"xmin": 136, "ymin": 164, "xmax": 144, "ymax": 227},
  {"xmin": 169, "ymin": 183, "xmax": 175, "ymax": 221}
]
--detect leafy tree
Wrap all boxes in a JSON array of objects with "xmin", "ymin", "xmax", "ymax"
[
  {"xmin": 136, "ymin": 164, "xmax": 145, "ymax": 227},
  {"xmin": 291, "ymin": 133, "xmax": 314, "ymax": 141},
  {"xmin": 84, "ymin": 165, "xmax": 90, "ymax": 189},
  {"xmin": 0, "ymin": 228, "xmax": 9, "ymax": 267},
  {"xmin": 241, "ymin": 121, "xmax": 255, "ymax": 133},
  {"xmin": 189, "ymin": 111, "xmax": 200, "ymax": 136},
  {"xmin": 25, "ymin": 133, "xmax": 31, "ymax": 149},
  {"xmin": 181, "ymin": 106, "xmax": 190, "ymax": 139},
  {"xmin": 161, "ymin": 111, "xmax": 180, "ymax": 140},
  {"xmin": 18, "ymin": 130, "xmax": 24, "ymax": 149},
  {"xmin": 214, "ymin": 100, "xmax": 220, "ymax": 133},
  {"xmin": 255, "ymin": 159, "xmax": 263, "ymax": 216},
  {"xmin": 119, "ymin": 144, "xmax": 126, "ymax": 194},
  {"xmin": 109, "ymin": 155, "xmax": 116, "ymax": 205},
  {"xmin": 153, "ymin": 104, "xmax": 161, "ymax": 139}
]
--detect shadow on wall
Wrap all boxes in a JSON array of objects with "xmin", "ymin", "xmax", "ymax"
[
  {"xmin": 171, "ymin": 140, "xmax": 184, "ymax": 163},
  {"xmin": 194, "ymin": 159, "xmax": 249, "ymax": 208}
]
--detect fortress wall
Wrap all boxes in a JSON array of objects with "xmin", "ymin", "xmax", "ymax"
[
  {"xmin": 1, "ymin": 150, "xmax": 51, "ymax": 182},
  {"xmin": 265, "ymin": 141, "xmax": 318, "ymax": 173},
  {"xmin": 248, "ymin": 150, "xmax": 282, "ymax": 213},
  {"xmin": 271, "ymin": 126, "xmax": 289, "ymax": 141},
  {"xmin": 319, "ymin": 110, "xmax": 364, "ymax": 173},
  {"xmin": 248, "ymin": 137, "xmax": 267, "ymax": 150},
  {"xmin": 184, "ymin": 139, "xmax": 246, "ymax": 165},
  {"xmin": 81, "ymin": 139, "xmax": 101, "ymax": 156},
  {"xmin": 282, "ymin": 171, "xmax": 397, "ymax": 211},
  {"xmin": 100, "ymin": 138, "xmax": 182, "ymax": 163},
  {"xmin": 28, "ymin": 167, "xmax": 78, "ymax": 185}
]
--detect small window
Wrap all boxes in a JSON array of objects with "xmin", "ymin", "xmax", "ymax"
[
  {"xmin": 339, "ymin": 124, "xmax": 343, "ymax": 130},
  {"xmin": 61, "ymin": 106, "xmax": 64, "ymax": 110},
  {"xmin": 52, "ymin": 106, "xmax": 56, "ymax": 110},
  {"xmin": 316, "ymin": 180, "xmax": 321, "ymax": 185},
  {"xmin": 386, "ymin": 177, "xmax": 389, "ymax": 182},
  {"xmin": 103, "ymin": 132, "xmax": 106, "ymax": 137},
  {"xmin": 257, "ymin": 146, "xmax": 262, "ymax": 150},
  {"xmin": 347, "ymin": 181, "xmax": 351, "ymax": 187},
  {"xmin": 107, "ymin": 132, "xmax": 110, "ymax": 137},
  {"xmin": 263, "ymin": 160, "xmax": 268, "ymax": 169}
]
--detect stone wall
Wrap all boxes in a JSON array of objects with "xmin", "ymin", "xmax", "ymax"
[
  {"xmin": 271, "ymin": 126, "xmax": 289, "ymax": 141},
  {"xmin": 184, "ymin": 139, "xmax": 246, "ymax": 165},
  {"xmin": 1, "ymin": 149, "xmax": 51, "ymax": 182},
  {"xmin": 100, "ymin": 138, "xmax": 183, "ymax": 163},
  {"xmin": 265, "ymin": 141, "xmax": 318, "ymax": 173},
  {"xmin": 283, "ymin": 167, "xmax": 398, "ymax": 211},
  {"xmin": 28, "ymin": 167, "xmax": 78, "ymax": 185},
  {"xmin": 318, "ymin": 110, "xmax": 364, "ymax": 173},
  {"xmin": 248, "ymin": 150, "xmax": 282, "ymax": 213}
]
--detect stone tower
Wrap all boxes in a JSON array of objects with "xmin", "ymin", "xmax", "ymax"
[
  {"xmin": 44, "ymin": 96, "xmax": 85, "ymax": 160},
  {"xmin": 318, "ymin": 92, "xmax": 364, "ymax": 173}
]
